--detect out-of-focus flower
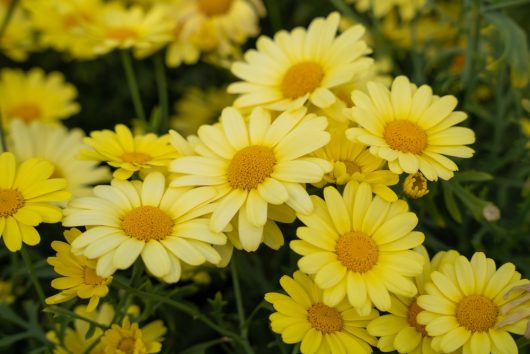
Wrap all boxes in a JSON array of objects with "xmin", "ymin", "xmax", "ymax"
[
  {"xmin": 348, "ymin": 0, "xmax": 427, "ymax": 21},
  {"xmin": 101, "ymin": 316, "xmax": 166, "ymax": 354},
  {"xmin": 0, "ymin": 2, "xmax": 34, "ymax": 61},
  {"xmin": 0, "ymin": 68, "xmax": 80, "ymax": 124},
  {"xmin": 482, "ymin": 204, "xmax": 501, "ymax": 222},
  {"xmin": 497, "ymin": 283, "xmax": 530, "ymax": 339},
  {"xmin": 0, "ymin": 281, "xmax": 15, "ymax": 304}
]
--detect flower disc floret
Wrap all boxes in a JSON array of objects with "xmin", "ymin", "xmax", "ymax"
[
  {"xmin": 197, "ymin": 0, "xmax": 233, "ymax": 16},
  {"xmin": 281, "ymin": 62, "xmax": 324, "ymax": 99},
  {"xmin": 121, "ymin": 206, "xmax": 174, "ymax": 241},
  {"xmin": 227, "ymin": 145, "xmax": 276, "ymax": 190},
  {"xmin": 0, "ymin": 189, "xmax": 25, "ymax": 217}
]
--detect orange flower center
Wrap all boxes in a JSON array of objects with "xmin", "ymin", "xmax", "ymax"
[
  {"xmin": 0, "ymin": 189, "xmax": 25, "ymax": 217},
  {"xmin": 407, "ymin": 299, "xmax": 428, "ymax": 336},
  {"xmin": 120, "ymin": 152, "xmax": 152, "ymax": 165},
  {"xmin": 307, "ymin": 303, "xmax": 343, "ymax": 333},
  {"xmin": 197, "ymin": 0, "xmax": 233, "ymax": 16},
  {"xmin": 121, "ymin": 206, "xmax": 174, "ymax": 241},
  {"xmin": 335, "ymin": 231, "xmax": 378, "ymax": 273},
  {"xmin": 342, "ymin": 160, "xmax": 361, "ymax": 174},
  {"xmin": 384, "ymin": 120, "xmax": 427, "ymax": 154},
  {"xmin": 106, "ymin": 27, "xmax": 138, "ymax": 41},
  {"xmin": 281, "ymin": 62, "xmax": 324, "ymax": 99},
  {"xmin": 118, "ymin": 337, "xmax": 135, "ymax": 354},
  {"xmin": 403, "ymin": 172, "xmax": 429, "ymax": 199},
  {"xmin": 84, "ymin": 267, "xmax": 106, "ymax": 285},
  {"xmin": 456, "ymin": 295, "xmax": 498, "ymax": 332},
  {"xmin": 6, "ymin": 103, "xmax": 42, "ymax": 122},
  {"xmin": 227, "ymin": 146, "xmax": 276, "ymax": 190}
]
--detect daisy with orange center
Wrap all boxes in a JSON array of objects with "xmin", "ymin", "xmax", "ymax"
[
  {"xmin": 63, "ymin": 172, "xmax": 226, "ymax": 283},
  {"xmin": 101, "ymin": 316, "xmax": 166, "ymax": 354},
  {"xmin": 347, "ymin": 76, "xmax": 475, "ymax": 181},
  {"xmin": 228, "ymin": 12, "xmax": 373, "ymax": 111},
  {"xmin": 265, "ymin": 271, "xmax": 378, "ymax": 353},
  {"xmin": 170, "ymin": 107, "xmax": 332, "ymax": 251},
  {"xmin": 291, "ymin": 182, "xmax": 425, "ymax": 315},
  {"xmin": 417, "ymin": 252, "xmax": 529, "ymax": 354}
]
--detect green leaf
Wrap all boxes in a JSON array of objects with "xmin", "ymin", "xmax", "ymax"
[
  {"xmin": 442, "ymin": 183, "xmax": 463, "ymax": 223},
  {"xmin": 179, "ymin": 338, "xmax": 231, "ymax": 354},
  {"xmin": 0, "ymin": 332, "xmax": 31, "ymax": 347},
  {"xmin": 454, "ymin": 170, "xmax": 493, "ymax": 183}
]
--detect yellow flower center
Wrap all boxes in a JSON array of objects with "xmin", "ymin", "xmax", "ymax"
[
  {"xmin": 227, "ymin": 146, "xmax": 276, "ymax": 190},
  {"xmin": 118, "ymin": 337, "xmax": 135, "ymax": 354},
  {"xmin": 0, "ymin": 189, "xmax": 25, "ymax": 217},
  {"xmin": 106, "ymin": 27, "xmax": 138, "ymax": 41},
  {"xmin": 84, "ymin": 267, "xmax": 106, "ymax": 285},
  {"xmin": 342, "ymin": 160, "xmax": 361, "ymax": 174},
  {"xmin": 384, "ymin": 120, "xmax": 428, "ymax": 154},
  {"xmin": 335, "ymin": 231, "xmax": 378, "ymax": 273},
  {"xmin": 197, "ymin": 0, "xmax": 233, "ymax": 16},
  {"xmin": 121, "ymin": 206, "xmax": 174, "ymax": 241},
  {"xmin": 281, "ymin": 62, "xmax": 324, "ymax": 99},
  {"xmin": 120, "ymin": 152, "xmax": 152, "ymax": 165},
  {"xmin": 307, "ymin": 303, "xmax": 343, "ymax": 333},
  {"xmin": 456, "ymin": 295, "xmax": 498, "ymax": 332},
  {"xmin": 407, "ymin": 299, "xmax": 428, "ymax": 336},
  {"xmin": 6, "ymin": 103, "xmax": 42, "ymax": 122}
]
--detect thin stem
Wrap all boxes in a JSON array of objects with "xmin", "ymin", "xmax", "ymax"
[
  {"xmin": 0, "ymin": 112, "xmax": 7, "ymax": 152},
  {"xmin": 517, "ymin": 336, "xmax": 530, "ymax": 349},
  {"xmin": 329, "ymin": 0, "xmax": 368, "ymax": 26},
  {"xmin": 483, "ymin": 0, "xmax": 530, "ymax": 11},
  {"xmin": 44, "ymin": 306, "xmax": 109, "ymax": 330},
  {"xmin": 20, "ymin": 248, "xmax": 46, "ymax": 307},
  {"xmin": 120, "ymin": 50, "xmax": 147, "ymax": 122},
  {"xmin": 231, "ymin": 257, "xmax": 255, "ymax": 354},
  {"xmin": 0, "ymin": 0, "xmax": 18, "ymax": 38},
  {"xmin": 153, "ymin": 54, "xmax": 169, "ymax": 134},
  {"xmin": 462, "ymin": 0, "xmax": 482, "ymax": 100},
  {"xmin": 291, "ymin": 343, "xmax": 300, "ymax": 354}
]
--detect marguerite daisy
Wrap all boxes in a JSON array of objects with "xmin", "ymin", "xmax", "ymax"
[
  {"xmin": 347, "ymin": 76, "xmax": 475, "ymax": 181},
  {"xmin": 228, "ymin": 12, "xmax": 373, "ymax": 111},
  {"xmin": 101, "ymin": 316, "xmax": 166, "ymax": 354},
  {"xmin": 63, "ymin": 172, "xmax": 226, "ymax": 283},
  {"xmin": 170, "ymin": 107, "xmax": 332, "ymax": 251},
  {"xmin": 349, "ymin": 0, "xmax": 427, "ymax": 20},
  {"xmin": 291, "ymin": 182, "xmax": 425, "ymax": 315},
  {"xmin": 265, "ymin": 271, "xmax": 378, "ymax": 353}
]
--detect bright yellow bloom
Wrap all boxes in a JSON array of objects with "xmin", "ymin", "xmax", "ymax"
[
  {"xmin": 170, "ymin": 86, "xmax": 234, "ymax": 136},
  {"xmin": 63, "ymin": 172, "xmax": 226, "ymax": 283},
  {"xmin": 228, "ymin": 12, "xmax": 373, "ymax": 111},
  {"xmin": 8, "ymin": 120, "xmax": 111, "ymax": 199},
  {"xmin": 46, "ymin": 228, "xmax": 112, "ymax": 312},
  {"xmin": 0, "ymin": 68, "xmax": 80, "ymax": 124},
  {"xmin": 265, "ymin": 271, "xmax": 378, "ymax": 353},
  {"xmin": 170, "ymin": 107, "xmax": 332, "ymax": 251},
  {"xmin": 417, "ymin": 252, "xmax": 529, "ymax": 354},
  {"xmin": 0, "ymin": 152, "xmax": 70, "ymax": 252},
  {"xmin": 101, "ymin": 316, "xmax": 166, "ymax": 354},
  {"xmin": 79, "ymin": 124, "xmax": 180, "ymax": 180},
  {"xmin": 347, "ymin": 76, "xmax": 475, "ymax": 181},
  {"xmin": 291, "ymin": 182, "xmax": 425, "ymax": 315},
  {"xmin": 87, "ymin": 2, "xmax": 173, "ymax": 58},
  {"xmin": 349, "ymin": 0, "xmax": 427, "ymax": 20},
  {"xmin": 165, "ymin": 0, "xmax": 263, "ymax": 67},
  {"xmin": 24, "ymin": 0, "xmax": 103, "ymax": 60},
  {"xmin": 403, "ymin": 172, "xmax": 429, "ymax": 199},
  {"xmin": 367, "ymin": 247, "xmax": 443, "ymax": 354},
  {"xmin": 312, "ymin": 128, "xmax": 399, "ymax": 202},
  {"xmin": 0, "ymin": 3, "xmax": 34, "ymax": 61}
]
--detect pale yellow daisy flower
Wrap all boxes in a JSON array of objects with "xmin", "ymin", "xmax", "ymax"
[
  {"xmin": 417, "ymin": 252, "xmax": 529, "ymax": 354},
  {"xmin": 0, "ymin": 68, "xmax": 80, "ymax": 124},
  {"xmin": 349, "ymin": 0, "xmax": 427, "ymax": 20},
  {"xmin": 79, "ymin": 124, "xmax": 180, "ymax": 180},
  {"xmin": 63, "ymin": 172, "xmax": 226, "ymax": 283},
  {"xmin": 228, "ymin": 12, "xmax": 373, "ymax": 111},
  {"xmin": 0, "ymin": 3, "xmax": 34, "ymax": 61},
  {"xmin": 265, "ymin": 271, "xmax": 378, "ymax": 353},
  {"xmin": 101, "ymin": 316, "xmax": 166, "ymax": 354},
  {"xmin": 347, "ymin": 76, "xmax": 475, "ymax": 181},
  {"xmin": 291, "ymin": 182, "xmax": 425, "ymax": 315},
  {"xmin": 170, "ymin": 107, "xmax": 332, "ymax": 251}
]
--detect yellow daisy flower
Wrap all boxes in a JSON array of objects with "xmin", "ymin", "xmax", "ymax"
[
  {"xmin": 24, "ymin": 0, "xmax": 103, "ymax": 60},
  {"xmin": 0, "ymin": 280, "xmax": 15, "ymax": 304},
  {"xmin": 312, "ymin": 128, "xmax": 399, "ymax": 202},
  {"xmin": 101, "ymin": 316, "xmax": 166, "ymax": 354},
  {"xmin": 349, "ymin": 0, "xmax": 427, "ymax": 20},
  {"xmin": 497, "ymin": 283, "xmax": 530, "ymax": 339},
  {"xmin": 171, "ymin": 86, "xmax": 234, "ymax": 136},
  {"xmin": 367, "ymin": 247, "xmax": 444, "ymax": 354},
  {"xmin": 63, "ymin": 172, "xmax": 226, "ymax": 283},
  {"xmin": 417, "ymin": 252, "xmax": 529, "ymax": 354},
  {"xmin": 170, "ymin": 107, "xmax": 332, "ymax": 251},
  {"xmin": 0, "ymin": 68, "xmax": 80, "ymax": 124},
  {"xmin": 79, "ymin": 124, "xmax": 180, "ymax": 180},
  {"xmin": 291, "ymin": 182, "xmax": 425, "ymax": 315},
  {"xmin": 347, "ymin": 76, "xmax": 476, "ymax": 181},
  {"xmin": 46, "ymin": 228, "xmax": 112, "ymax": 312},
  {"xmin": 265, "ymin": 271, "xmax": 378, "ymax": 353},
  {"xmin": 165, "ymin": 0, "xmax": 263, "ymax": 67},
  {"xmin": 403, "ymin": 172, "xmax": 429, "ymax": 199},
  {"xmin": 8, "ymin": 120, "xmax": 111, "ymax": 199},
  {"xmin": 0, "ymin": 152, "xmax": 70, "ymax": 252},
  {"xmin": 228, "ymin": 12, "xmax": 373, "ymax": 111},
  {"xmin": 0, "ymin": 3, "xmax": 34, "ymax": 61},
  {"xmin": 88, "ymin": 2, "xmax": 173, "ymax": 58}
]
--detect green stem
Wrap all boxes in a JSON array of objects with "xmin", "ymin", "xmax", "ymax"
[
  {"xmin": 291, "ymin": 343, "xmax": 300, "ymax": 354},
  {"xmin": 44, "ymin": 306, "xmax": 109, "ymax": 330},
  {"xmin": 230, "ymin": 257, "xmax": 254, "ymax": 354},
  {"xmin": 120, "ymin": 50, "xmax": 147, "ymax": 122},
  {"xmin": 483, "ymin": 0, "xmax": 530, "ymax": 11},
  {"xmin": 0, "ymin": 112, "xmax": 7, "ymax": 152},
  {"xmin": 462, "ymin": 0, "xmax": 482, "ymax": 100},
  {"xmin": 153, "ymin": 54, "xmax": 169, "ymax": 134},
  {"xmin": 265, "ymin": 0, "xmax": 282, "ymax": 32},
  {"xmin": 20, "ymin": 248, "xmax": 46, "ymax": 307},
  {"xmin": 517, "ymin": 336, "xmax": 530, "ymax": 349},
  {"xmin": 329, "ymin": 0, "xmax": 368, "ymax": 26}
]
